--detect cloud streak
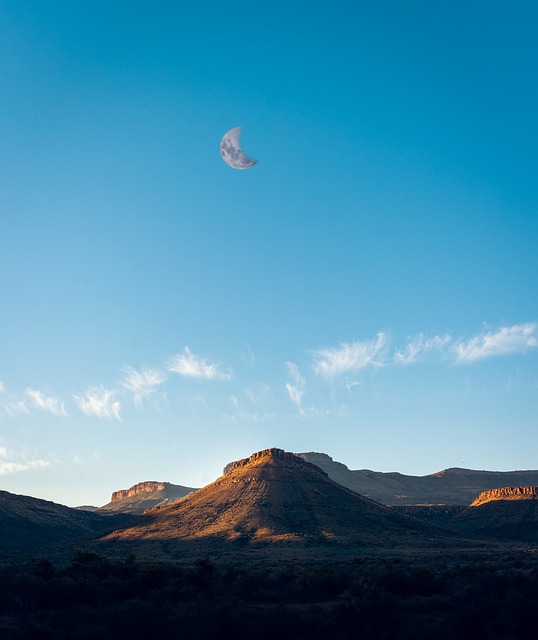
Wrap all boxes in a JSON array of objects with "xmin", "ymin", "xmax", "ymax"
[
  {"xmin": 394, "ymin": 333, "xmax": 452, "ymax": 365},
  {"xmin": 453, "ymin": 323, "xmax": 538, "ymax": 364},
  {"xmin": 0, "ymin": 384, "xmax": 31, "ymax": 417},
  {"xmin": 74, "ymin": 385, "xmax": 121, "ymax": 420},
  {"xmin": 25, "ymin": 388, "xmax": 68, "ymax": 416},
  {"xmin": 310, "ymin": 323, "xmax": 536, "ymax": 381},
  {"xmin": 0, "ymin": 447, "xmax": 50, "ymax": 475},
  {"xmin": 120, "ymin": 366, "xmax": 166, "ymax": 408},
  {"xmin": 285, "ymin": 361, "xmax": 306, "ymax": 410},
  {"xmin": 312, "ymin": 333, "xmax": 387, "ymax": 379},
  {"xmin": 167, "ymin": 347, "xmax": 232, "ymax": 381},
  {"xmin": 286, "ymin": 383, "xmax": 304, "ymax": 407}
]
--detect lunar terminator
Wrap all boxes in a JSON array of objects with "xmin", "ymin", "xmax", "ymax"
[{"xmin": 220, "ymin": 126, "xmax": 257, "ymax": 170}]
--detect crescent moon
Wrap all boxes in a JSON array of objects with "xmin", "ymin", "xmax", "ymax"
[{"xmin": 220, "ymin": 126, "xmax": 257, "ymax": 170}]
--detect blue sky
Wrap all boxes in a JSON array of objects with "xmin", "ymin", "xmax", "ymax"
[{"xmin": 1, "ymin": 1, "xmax": 537, "ymax": 506}]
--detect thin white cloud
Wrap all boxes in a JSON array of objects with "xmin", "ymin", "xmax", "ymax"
[
  {"xmin": 286, "ymin": 383, "xmax": 304, "ymax": 407},
  {"xmin": 0, "ymin": 382, "xmax": 31, "ymax": 416},
  {"xmin": 296, "ymin": 404, "xmax": 348, "ymax": 418},
  {"xmin": 242, "ymin": 344, "xmax": 256, "ymax": 366},
  {"xmin": 25, "ymin": 388, "xmax": 68, "ymax": 416},
  {"xmin": 286, "ymin": 361, "xmax": 305, "ymax": 387},
  {"xmin": 2, "ymin": 398, "xmax": 31, "ymax": 417},
  {"xmin": 228, "ymin": 385, "xmax": 273, "ymax": 423},
  {"xmin": 312, "ymin": 332, "xmax": 388, "ymax": 379},
  {"xmin": 394, "ymin": 333, "xmax": 452, "ymax": 364},
  {"xmin": 244, "ymin": 383, "xmax": 271, "ymax": 406},
  {"xmin": 119, "ymin": 366, "xmax": 166, "ymax": 408},
  {"xmin": 454, "ymin": 323, "xmax": 538, "ymax": 364},
  {"xmin": 69, "ymin": 452, "xmax": 82, "ymax": 465},
  {"xmin": 285, "ymin": 361, "xmax": 306, "ymax": 410},
  {"xmin": 74, "ymin": 385, "xmax": 121, "ymax": 420},
  {"xmin": 344, "ymin": 378, "xmax": 362, "ymax": 392},
  {"xmin": 0, "ymin": 448, "xmax": 50, "ymax": 475},
  {"xmin": 167, "ymin": 347, "xmax": 232, "ymax": 381},
  {"xmin": 228, "ymin": 410, "xmax": 276, "ymax": 423},
  {"xmin": 229, "ymin": 394, "xmax": 239, "ymax": 408}
]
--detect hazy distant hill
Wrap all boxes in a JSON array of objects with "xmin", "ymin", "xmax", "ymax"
[
  {"xmin": 101, "ymin": 449, "xmax": 452, "ymax": 551},
  {"xmin": 297, "ymin": 452, "xmax": 538, "ymax": 505},
  {"xmin": 99, "ymin": 481, "xmax": 198, "ymax": 515},
  {"xmin": 0, "ymin": 490, "xmax": 131, "ymax": 558}
]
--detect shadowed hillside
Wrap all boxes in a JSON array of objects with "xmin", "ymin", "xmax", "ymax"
[{"xmin": 0, "ymin": 490, "xmax": 132, "ymax": 558}]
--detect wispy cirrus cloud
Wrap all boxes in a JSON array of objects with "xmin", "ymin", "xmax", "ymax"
[
  {"xmin": 25, "ymin": 388, "xmax": 68, "ymax": 416},
  {"xmin": 120, "ymin": 366, "xmax": 166, "ymax": 408},
  {"xmin": 0, "ymin": 383, "xmax": 31, "ymax": 417},
  {"xmin": 286, "ymin": 383, "xmax": 304, "ymax": 407},
  {"xmin": 286, "ymin": 361, "xmax": 305, "ymax": 387},
  {"xmin": 394, "ymin": 333, "xmax": 452, "ymax": 365},
  {"xmin": 74, "ymin": 385, "xmax": 121, "ymax": 420},
  {"xmin": 2, "ymin": 399, "xmax": 31, "ymax": 417},
  {"xmin": 244, "ymin": 383, "xmax": 271, "ymax": 406},
  {"xmin": 453, "ymin": 323, "xmax": 538, "ymax": 364},
  {"xmin": 0, "ymin": 447, "xmax": 50, "ymax": 475},
  {"xmin": 167, "ymin": 347, "xmax": 232, "ymax": 381},
  {"xmin": 312, "ymin": 333, "xmax": 388, "ymax": 379},
  {"xmin": 285, "ymin": 361, "xmax": 306, "ymax": 409},
  {"xmin": 227, "ymin": 387, "xmax": 275, "ymax": 423}
]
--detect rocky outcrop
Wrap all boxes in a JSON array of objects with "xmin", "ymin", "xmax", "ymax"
[
  {"xmin": 223, "ymin": 448, "xmax": 328, "ymax": 478},
  {"xmin": 470, "ymin": 486, "xmax": 538, "ymax": 507},
  {"xmin": 453, "ymin": 486, "xmax": 538, "ymax": 542},
  {"xmin": 100, "ymin": 481, "xmax": 198, "ymax": 515},
  {"xmin": 111, "ymin": 481, "xmax": 169, "ymax": 503}
]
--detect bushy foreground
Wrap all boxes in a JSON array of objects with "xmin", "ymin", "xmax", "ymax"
[{"xmin": 1, "ymin": 550, "xmax": 538, "ymax": 639}]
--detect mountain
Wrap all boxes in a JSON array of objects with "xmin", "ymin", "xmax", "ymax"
[
  {"xmin": 452, "ymin": 486, "xmax": 538, "ymax": 541},
  {"xmin": 297, "ymin": 452, "xmax": 538, "ymax": 505},
  {"xmin": 0, "ymin": 490, "xmax": 131, "ymax": 558},
  {"xmin": 101, "ymin": 448, "xmax": 451, "ymax": 551},
  {"xmin": 99, "ymin": 481, "xmax": 198, "ymax": 515}
]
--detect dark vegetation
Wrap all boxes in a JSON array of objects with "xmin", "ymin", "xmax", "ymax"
[{"xmin": 2, "ymin": 550, "xmax": 538, "ymax": 639}]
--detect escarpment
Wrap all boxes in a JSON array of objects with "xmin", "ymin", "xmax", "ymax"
[{"xmin": 470, "ymin": 486, "xmax": 538, "ymax": 507}]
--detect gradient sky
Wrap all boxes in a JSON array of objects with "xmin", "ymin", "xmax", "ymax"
[{"xmin": 1, "ymin": 1, "xmax": 537, "ymax": 506}]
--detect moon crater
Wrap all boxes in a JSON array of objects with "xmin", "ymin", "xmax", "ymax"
[{"xmin": 220, "ymin": 126, "xmax": 257, "ymax": 170}]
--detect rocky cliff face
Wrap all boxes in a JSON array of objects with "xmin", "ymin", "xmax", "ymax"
[
  {"xmin": 223, "ymin": 448, "xmax": 328, "ymax": 477},
  {"xmin": 100, "ymin": 481, "xmax": 198, "ymax": 515},
  {"xmin": 470, "ymin": 486, "xmax": 538, "ymax": 507},
  {"xmin": 111, "ymin": 481, "xmax": 168, "ymax": 503}
]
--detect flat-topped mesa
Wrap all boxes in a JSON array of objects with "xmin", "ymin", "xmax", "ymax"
[
  {"xmin": 223, "ymin": 448, "xmax": 328, "ymax": 477},
  {"xmin": 111, "ymin": 481, "xmax": 168, "ymax": 503},
  {"xmin": 471, "ymin": 486, "xmax": 538, "ymax": 507}
]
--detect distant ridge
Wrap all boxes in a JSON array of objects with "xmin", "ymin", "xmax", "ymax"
[
  {"xmin": 99, "ymin": 481, "xmax": 198, "ymax": 515},
  {"xmin": 297, "ymin": 452, "xmax": 538, "ymax": 505},
  {"xmin": 101, "ymin": 448, "xmax": 451, "ymax": 550}
]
